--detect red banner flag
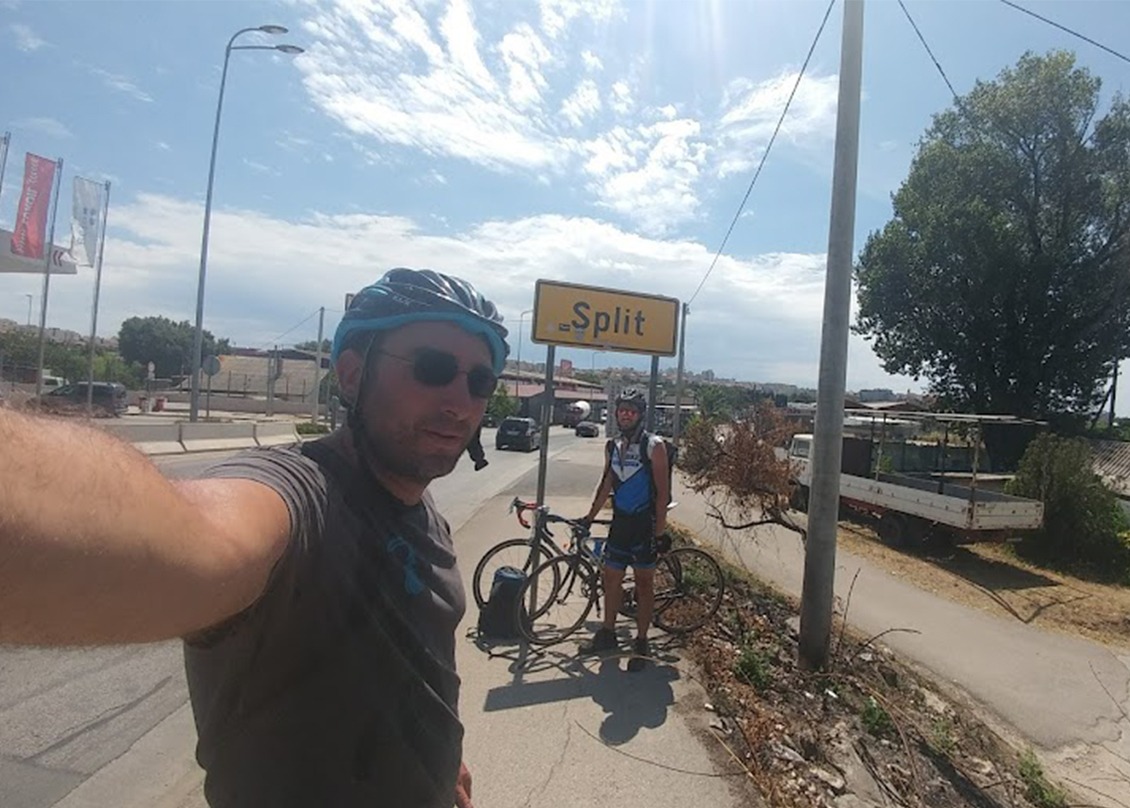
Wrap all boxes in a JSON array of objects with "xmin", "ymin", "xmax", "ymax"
[{"xmin": 11, "ymin": 153, "xmax": 57, "ymax": 259}]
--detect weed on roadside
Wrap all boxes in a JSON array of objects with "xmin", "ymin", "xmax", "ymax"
[{"xmin": 1019, "ymin": 749, "xmax": 1067, "ymax": 808}]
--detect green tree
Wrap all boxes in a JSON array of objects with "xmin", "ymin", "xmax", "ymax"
[
  {"xmin": 0, "ymin": 329, "xmax": 37, "ymax": 369},
  {"xmin": 1006, "ymin": 433, "xmax": 1130, "ymax": 580},
  {"xmin": 118, "ymin": 316, "xmax": 228, "ymax": 378},
  {"xmin": 487, "ymin": 384, "xmax": 519, "ymax": 421},
  {"xmin": 854, "ymin": 51, "xmax": 1130, "ymax": 418},
  {"xmin": 694, "ymin": 384, "xmax": 748, "ymax": 421},
  {"xmin": 92, "ymin": 351, "xmax": 144, "ymax": 388}
]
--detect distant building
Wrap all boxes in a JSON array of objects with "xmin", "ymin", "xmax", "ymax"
[{"xmin": 858, "ymin": 388, "xmax": 897, "ymax": 403}]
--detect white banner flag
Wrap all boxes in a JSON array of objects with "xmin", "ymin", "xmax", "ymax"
[{"xmin": 71, "ymin": 176, "xmax": 103, "ymax": 266}]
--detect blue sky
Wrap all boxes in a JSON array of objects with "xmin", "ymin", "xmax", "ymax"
[{"xmin": 2, "ymin": 0, "xmax": 1129, "ymax": 406}]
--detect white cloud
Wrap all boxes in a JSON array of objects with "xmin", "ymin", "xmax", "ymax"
[
  {"xmin": 4, "ymin": 191, "xmax": 912, "ymax": 391},
  {"xmin": 276, "ymin": 133, "xmax": 312, "ymax": 152},
  {"xmin": 609, "ymin": 80, "xmax": 632, "ymax": 115},
  {"xmin": 497, "ymin": 23, "xmax": 552, "ymax": 109},
  {"xmin": 290, "ymin": 3, "xmax": 841, "ymax": 239},
  {"xmin": 539, "ymin": 0, "xmax": 622, "ymax": 41},
  {"xmin": 560, "ymin": 78, "xmax": 601, "ymax": 127},
  {"xmin": 156, "ymin": 141, "xmax": 171, "ymax": 151},
  {"xmin": 439, "ymin": 0, "xmax": 496, "ymax": 92},
  {"xmin": 91, "ymin": 67, "xmax": 153, "ymax": 103},
  {"xmin": 299, "ymin": 0, "xmax": 559, "ymax": 171},
  {"xmin": 10, "ymin": 23, "xmax": 45, "ymax": 51},
  {"xmin": 14, "ymin": 116, "xmax": 72, "ymax": 139},
  {"xmin": 242, "ymin": 158, "xmax": 279, "ymax": 176},
  {"xmin": 582, "ymin": 117, "xmax": 708, "ymax": 234},
  {"xmin": 715, "ymin": 71, "xmax": 838, "ymax": 177}
]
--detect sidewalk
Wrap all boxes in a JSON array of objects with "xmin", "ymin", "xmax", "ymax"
[{"xmin": 455, "ymin": 494, "xmax": 761, "ymax": 808}]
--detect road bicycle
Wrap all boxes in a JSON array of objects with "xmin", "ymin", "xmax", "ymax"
[
  {"xmin": 470, "ymin": 497, "xmax": 607, "ymax": 610},
  {"xmin": 509, "ymin": 506, "xmax": 726, "ymax": 647}
]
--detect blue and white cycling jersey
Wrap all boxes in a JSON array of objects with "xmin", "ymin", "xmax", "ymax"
[{"xmin": 610, "ymin": 433, "xmax": 662, "ymax": 515}]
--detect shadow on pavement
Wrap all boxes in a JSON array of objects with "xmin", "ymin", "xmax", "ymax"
[{"xmin": 474, "ymin": 631, "xmax": 682, "ymax": 745}]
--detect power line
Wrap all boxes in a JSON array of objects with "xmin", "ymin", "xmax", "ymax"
[
  {"xmin": 998, "ymin": 0, "xmax": 1130, "ymax": 67},
  {"xmin": 255, "ymin": 308, "xmax": 322, "ymax": 351},
  {"xmin": 898, "ymin": 0, "xmax": 959, "ymax": 102},
  {"xmin": 686, "ymin": 0, "xmax": 837, "ymax": 305}
]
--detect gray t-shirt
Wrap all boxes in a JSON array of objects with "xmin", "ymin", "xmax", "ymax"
[{"xmin": 183, "ymin": 441, "xmax": 466, "ymax": 807}]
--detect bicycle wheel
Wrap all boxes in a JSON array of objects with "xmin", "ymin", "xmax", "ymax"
[
  {"xmin": 516, "ymin": 555, "xmax": 598, "ymax": 645},
  {"xmin": 471, "ymin": 538, "xmax": 558, "ymax": 609},
  {"xmin": 653, "ymin": 547, "xmax": 725, "ymax": 634}
]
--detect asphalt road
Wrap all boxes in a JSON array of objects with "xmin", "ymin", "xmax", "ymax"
[{"xmin": 0, "ymin": 427, "xmax": 589, "ymax": 808}]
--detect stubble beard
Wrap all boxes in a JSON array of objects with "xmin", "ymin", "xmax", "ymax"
[
  {"xmin": 360, "ymin": 389, "xmax": 471, "ymax": 484},
  {"xmin": 364, "ymin": 423, "xmax": 466, "ymax": 483}
]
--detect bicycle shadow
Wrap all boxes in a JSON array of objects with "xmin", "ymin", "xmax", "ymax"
[{"xmin": 475, "ymin": 630, "xmax": 683, "ymax": 744}]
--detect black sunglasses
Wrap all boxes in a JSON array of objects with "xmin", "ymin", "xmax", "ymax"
[{"xmin": 378, "ymin": 348, "xmax": 498, "ymax": 399}]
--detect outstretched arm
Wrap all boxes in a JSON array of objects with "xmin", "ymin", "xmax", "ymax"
[{"xmin": 0, "ymin": 409, "xmax": 291, "ymax": 645}]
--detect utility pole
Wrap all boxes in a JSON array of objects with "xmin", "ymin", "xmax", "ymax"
[
  {"xmin": 312, "ymin": 307, "xmax": 325, "ymax": 423},
  {"xmin": 34, "ymin": 158, "xmax": 63, "ymax": 398},
  {"xmin": 266, "ymin": 345, "xmax": 278, "ymax": 417},
  {"xmin": 672, "ymin": 302, "xmax": 689, "ymax": 441},
  {"xmin": 799, "ymin": 0, "xmax": 865, "ymax": 671},
  {"xmin": 646, "ymin": 355, "xmax": 660, "ymax": 432}
]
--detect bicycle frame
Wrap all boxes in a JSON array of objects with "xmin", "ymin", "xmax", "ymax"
[{"xmin": 509, "ymin": 497, "xmax": 609, "ymax": 566}]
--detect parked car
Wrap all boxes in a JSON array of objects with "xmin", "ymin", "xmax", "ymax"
[
  {"xmin": 575, "ymin": 421, "xmax": 601, "ymax": 438},
  {"xmin": 495, "ymin": 416, "xmax": 541, "ymax": 452},
  {"xmin": 35, "ymin": 382, "xmax": 128, "ymax": 417}
]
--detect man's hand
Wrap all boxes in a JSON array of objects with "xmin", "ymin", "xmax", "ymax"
[
  {"xmin": 455, "ymin": 761, "xmax": 473, "ymax": 808},
  {"xmin": 655, "ymin": 532, "xmax": 672, "ymax": 555}
]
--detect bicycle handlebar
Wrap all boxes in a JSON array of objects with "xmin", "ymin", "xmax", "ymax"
[{"xmin": 508, "ymin": 497, "xmax": 611, "ymax": 531}]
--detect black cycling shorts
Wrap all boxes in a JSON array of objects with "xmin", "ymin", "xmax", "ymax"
[{"xmin": 603, "ymin": 511, "xmax": 656, "ymax": 571}]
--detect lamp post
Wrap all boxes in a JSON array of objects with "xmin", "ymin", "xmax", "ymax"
[
  {"xmin": 189, "ymin": 25, "xmax": 304, "ymax": 422},
  {"xmin": 514, "ymin": 308, "xmax": 533, "ymax": 396}
]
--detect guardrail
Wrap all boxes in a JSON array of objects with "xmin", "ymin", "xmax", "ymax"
[{"xmin": 96, "ymin": 421, "xmax": 302, "ymax": 455}]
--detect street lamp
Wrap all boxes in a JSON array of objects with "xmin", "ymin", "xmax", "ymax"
[
  {"xmin": 515, "ymin": 309, "xmax": 533, "ymax": 395},
  {"xmin": 189, "ymin": 25, "xmax": 304, "ymax": 422}
]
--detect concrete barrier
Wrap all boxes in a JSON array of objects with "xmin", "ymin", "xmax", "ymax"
[
  {"xmin": 179, "ymin": 422, "xmax": 258, "ymax": 453},
  {"xmin": 256, "ymin": 422, "xmax": 301, "ymax": 447},
  {"xmin": 99, "ymin": 422, "xmax": 186, "ymax": 455}
]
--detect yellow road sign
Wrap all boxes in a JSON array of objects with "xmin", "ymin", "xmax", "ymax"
[{"xmin": 531, "ymin": 280, "xmax": 680, "ymax": 356}]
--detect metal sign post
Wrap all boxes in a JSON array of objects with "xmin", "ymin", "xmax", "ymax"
[
  {"xmin": 647, "ymin": 355, "xmax": 660, "ymax": 433},
  {"xmin": 535, "ymin": 344, "xmax": 556, "ymax": 508},
  {"xmin": 203, "ymin": 355, "xmax": 221, "ymax": 419}
]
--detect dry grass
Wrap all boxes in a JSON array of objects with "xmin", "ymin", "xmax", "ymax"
[{"xmin": 836, "ymin": 523, "xmax": 1130, "ymax": 649}]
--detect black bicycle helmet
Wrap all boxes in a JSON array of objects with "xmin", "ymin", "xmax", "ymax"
[
  {"xmin": 615, "ymin": 387, "xmax": 648, "ymax": 414},
  {"xmin": 332, "ymin": 268, "xmax": 510, "ymax": 373}
]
